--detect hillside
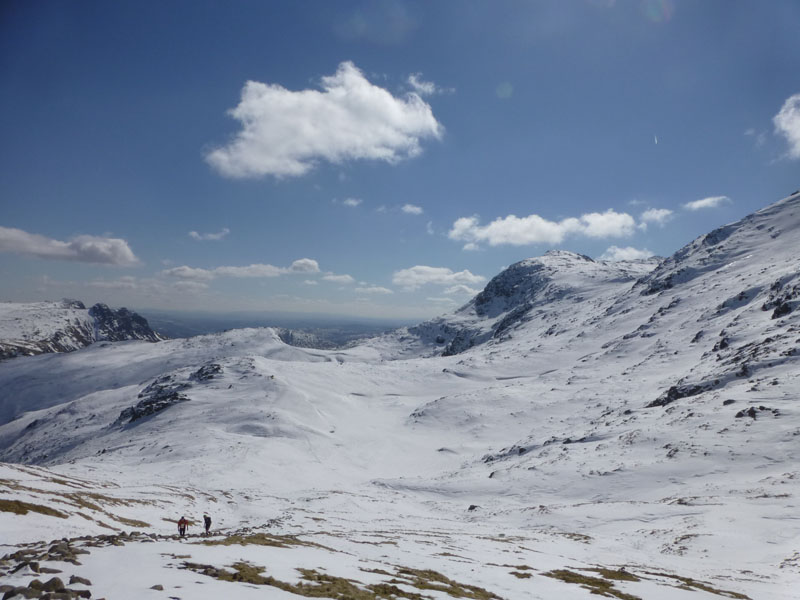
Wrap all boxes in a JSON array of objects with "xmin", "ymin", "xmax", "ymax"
[
  {"xmin": 0, "ymin": 300, "xmax": 163, "ymax": 361},
  {"xmin": 0, "ymin": 191, "xmax": 798, "ymax": 599}
]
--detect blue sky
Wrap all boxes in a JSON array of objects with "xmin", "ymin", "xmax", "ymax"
[{"xmin": 1, "ymin": 0, "xmax": 798, "ymax": 319}]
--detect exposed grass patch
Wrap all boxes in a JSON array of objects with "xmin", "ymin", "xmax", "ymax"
[
  {"xmin": 185, "ymin": 561, "xmax": 504, "ymax": 599},
  {"xmin": 586, "ymin": 568, "xmax": 640, "ymax": 582},
  {"xmin": 557, "ymin": 532, "xmax": 593, "ymax": 543},
  {"xmin": 0, "ymin": 498, "xmax": 68, "ymax": 519},
  {"xmin": 392, "ymin": 568, "xmax": 502, "ymax": 599},
  {"xmin": 509, "ymin": 571, "xmax": 532, "ymax": 579},
  {"xmin": 197, "ymin": 532, "xmax": 324, "ymax": 549},
  {"xmin": 184, "ymin": 561, "xmax": 424, "ymax": 599},
  {"xmin": 543, "ymin": 569, "xmax": 641, "ymax": 600},
  {"xmin": 112, "ymin": 515, "xmax": 150, "ymax": 528},
  {"xmin": 644, "ymin": 571, "xmax": 751, "ymax": 599}
]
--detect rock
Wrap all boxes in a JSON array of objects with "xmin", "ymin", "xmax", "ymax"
[
  {"xmin": 190, "ymin": 363, "xmax": 223, "ymax": 382},
  {"xmin": 2, "ymin": 587, "xmax": 41, "ymax": 599},
  {"xmin": 69, "ymin": 576, "xmax": 92, "ymax": 586},
  {"xmin": 42, "ymin": 577, "xmax": 66, "ymax": 592},
  {"xmin": 150, "ymin": 584, "xmax": 164, "ymax": 590},
  {"xmin": 26, "ymin": 579, "xmax": 43, "ymax": 590}
]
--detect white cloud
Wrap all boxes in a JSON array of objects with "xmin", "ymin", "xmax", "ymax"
[
  {"xmin": 683, "ymin": 196, "xmax": 730, "ymax": 211},
  {"xmin": 426, "ymin": 297, "xmax": 457, "ymax": 304},
  {"xmin": 161, "ymin": 266, "xmax": 217, "ymax": 281},
  {"xmin": 407, "ymin": 73, "xmax": 453, "ymax": 96},
  {"xmin": 189, "ymin": 228, "xmax": 230, "ymax": 241},
  {"xmin": 773, "ymin": 93, "xmax": 800, "ymax": 159},
  {"xmin": 448, "ymin": 209, "xmax": 635, "ymax": 248},
  {"xmin": 355, "ymin": 285, "xmax": 394, "ymax": 295},
  {"xmin": 444, "ymin": 284, "xmax": 481, "ymax": 296},
  {"xmin": 303, "ymin": 280, "xmax": 318, "ymax": 286},
  {"xmin": 206, "ymin": 61, "xmax": 443, "ymax": 178},
  {"xmin": 599, "ymin": 246, "xmax": 655, "ymax": 261},
  {"xmin": 401, "ymin": 203, "xmax": 423, "ymax": 215},
  {"xmin": 161, "ymin": 258, "xmax": 319, "ymax": 281},
  {"xmin": 0, "ymin": 226, "xmax": 139, "ymax": 266},
  {"xmin": 214, "ymin": 264, "xmax": 285, "ymax": 278},
  {"xmin": 392, "ymin": 265, "xmax": 485, "ymax": 291},
  {"xmin": 323, "ymin": 273, "xmax": 356, "ymax": 284},
  {"xmin": 640, "ymin": 208, "xmax": 673, "ymax": 227},
  {"xmin": 341, "ymin": 198, "xmax": 362, "ymax": 208},
  {"xmin": 407, "ymin": 73, "xmax": 436, "ymax": 96},
  {"xmin": 290, "ymin": 258, "xmax": 320, "ymax": 273},
  {"xmin": 426, "ymin": 221, "xmax": 434, "ymax": 235}
]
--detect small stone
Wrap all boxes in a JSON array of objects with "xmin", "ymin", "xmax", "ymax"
[
  {"xmin": 69, "ymin": 575, "xmax": 92, "ymax": 586},
  {"xmin": 27, "ymin": 579, "xmax": 43, "ymax": 590},
  {"xmin": 150, "ymin": 584, "xmax": 164, "ymax": 590}
]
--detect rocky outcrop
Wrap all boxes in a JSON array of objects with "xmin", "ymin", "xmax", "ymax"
[
  {"xmin": 88, "ymin": 303, "xmax": 162, "ymax": 343},
  {"xmin": 0, "ymin": 301, "xmax": 163, "ymax": 361}
]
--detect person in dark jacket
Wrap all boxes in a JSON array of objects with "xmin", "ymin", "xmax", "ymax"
[{"xmin": 203, "ymin": 514, "xmax": 211, "ymax": 536}]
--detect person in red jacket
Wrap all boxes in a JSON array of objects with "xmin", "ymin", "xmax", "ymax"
[{"xmin": 178, "ymin": 516, "xmax": 188, "ymax": 537}]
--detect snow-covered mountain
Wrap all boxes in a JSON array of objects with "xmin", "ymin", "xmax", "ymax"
[
  {"xmin": 0, "ymin": 300, "xmax": 163, "ymax": 360},
  {"xmin": 1, "ymin": 190, "xmax": 798, "ymax": 599}
]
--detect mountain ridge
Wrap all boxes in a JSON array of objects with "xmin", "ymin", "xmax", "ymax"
[{"xmin": 0, "ymin": 300, "xmax": 164, "ymax": 361}]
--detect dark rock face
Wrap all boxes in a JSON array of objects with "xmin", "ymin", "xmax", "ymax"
[
  {"xmin": 88, "ymin": 303, "xmax": 162, "ymax": 342},
  {"xmin": 647, "ymin": 384, "xmax": 708, "ymax": 408},
  {"xmin": 190, "ymin": 363, "xmax": 223, "ymax": 382},
  {"xmin": 116, "ymin": 375, "xmax": 190, "ymax": 425}
]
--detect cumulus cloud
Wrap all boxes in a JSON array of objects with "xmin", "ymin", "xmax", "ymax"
[
  {"xmin": 161, "ymin": 258, "xmax": 319, "ymax": 281},
  {"xmin": 448, "ymin": 209, "xmax": 635, "ymax": 248},
  {"xmin": 444, "ymin": 284, "xmax": 481, "ymax": 296},
  {"xmin": 355, "ymin": 285, "xmax": 394, "ymax": 294},
  {"xmin": 683, "ymin": 196, "xmax": 730, "ymax": 211},
  {"xmin": 401, "ymin": 203, "xmax": 424, "ymax": 215},
  {"xmin": 0, "ymin": 226, "xmax": 139, "ymax": 266},
  {"xmin": 189, "ymin": 228, "xmax": 230, "ymax": 241},
  {"xmin": 290, "ymin": 258, "xmax": 320, "ymax": 273},
  {"xmin": 206, "ymin": 61, "xmax": 443, "ymax": 179},
  {"xmin": 323, "ymin": 273, "xmax": 356, "ymax": 284},
  {"xmin": 599, "ymin": 246, "xmax": 655, "ymax": 261},
  {"xmin": 214, "ymin": 264, "xmax": 285, "ymax": 278},
  {"xmin": 774, "ymin": 93, "xmax": 800, "ymax": 159},
  {"xmin": 639, "ymin": 208, "xmax": 673, "ymax": 228},
  {"xmin": 343, "ymin": 198, "xmax": 362, "ymax": 208},
  {"xmin": 392, "ymin": 265, "xmax": 485, "ymax": 291}
]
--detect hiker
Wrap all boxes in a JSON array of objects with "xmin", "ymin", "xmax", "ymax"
[
  {"xmin": 203, "ymin": 514, "xmax": 211, "ymax": 536},
  {"xmin": 178, "ymin": 515, "xmax": 188, "ymax": 537}
]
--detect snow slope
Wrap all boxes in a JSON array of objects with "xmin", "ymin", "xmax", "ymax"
[{"xmin": 1, "ymin": 190, "xmax": 799, "ymax": 599}]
